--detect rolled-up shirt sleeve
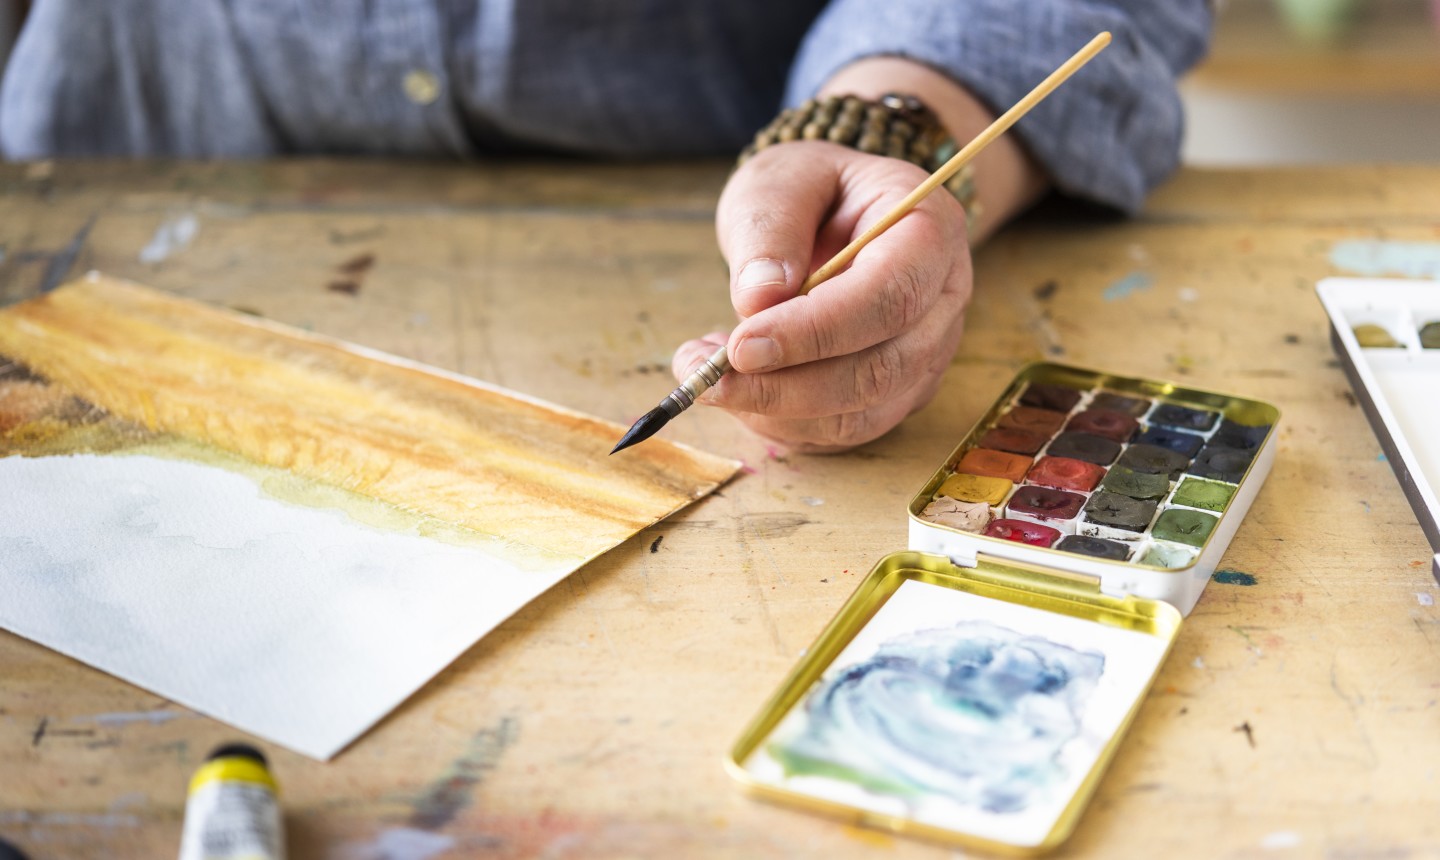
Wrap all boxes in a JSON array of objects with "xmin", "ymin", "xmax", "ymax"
[{"xmin": 784, "ymin": 0, "xmax": 1211, "ymax": 213}]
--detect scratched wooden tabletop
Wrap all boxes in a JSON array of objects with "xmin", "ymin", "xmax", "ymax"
[{"xmin": 1, "ymin": 161, "xmax": 1438, "ymax": 859}]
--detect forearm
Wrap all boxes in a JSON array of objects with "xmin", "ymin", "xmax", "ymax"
[{"xmin": 817, "ymin": 56, "xmax": 1048, "ymax": 244}]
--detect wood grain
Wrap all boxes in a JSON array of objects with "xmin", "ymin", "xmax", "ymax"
[{"xmin": 1, "ymin": 160, "xmax": 1438, "ymax": 859}]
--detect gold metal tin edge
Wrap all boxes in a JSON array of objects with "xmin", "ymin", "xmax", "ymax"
[{"xmin": 726, "ymin": 550, "xmax": 1183, "ymax": 855}]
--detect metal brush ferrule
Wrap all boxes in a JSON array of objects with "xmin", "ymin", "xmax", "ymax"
[{"xmin": 663, "ymin": 346, "xmax": 730, "ymax": 416}]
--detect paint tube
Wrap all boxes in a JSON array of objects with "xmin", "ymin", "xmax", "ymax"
[{"xmin": 178, "ymin": 743, "xmax": 284, "ymax": 860}]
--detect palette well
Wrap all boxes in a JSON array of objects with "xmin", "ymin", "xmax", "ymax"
[
  {"xmin": 908, "ymin": 363, "xmax": 1280, "ymax": 615},
  {"xmin": 1317, "ymin": 278, "xmax": 1440, "ymax": 580},
  {"xmin": 728, "ymin": 553, "xmax": 1179, "ymax": 854}
]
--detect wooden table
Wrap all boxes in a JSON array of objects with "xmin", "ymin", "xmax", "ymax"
[{"xmin": 1, "ymin": 161, "xmax": 1438, "ymax": 858}]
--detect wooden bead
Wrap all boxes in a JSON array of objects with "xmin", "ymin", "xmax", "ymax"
[{"xmin": 741, "ymin": 94, "xmax": 965, "ymax": 193}]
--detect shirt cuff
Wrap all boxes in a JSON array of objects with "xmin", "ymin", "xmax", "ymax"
[{"xmin": 785, "ymin": 0, "xmax": 1211, "ymax": 214}]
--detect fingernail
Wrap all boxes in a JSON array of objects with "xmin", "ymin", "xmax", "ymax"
[
  {"xmin": 733, "ymin": 336, "xmax": 779, "ymax": 371},
  {"xmin": 736, "ymin": 259, "xmax": 786, "ymax": 293}
]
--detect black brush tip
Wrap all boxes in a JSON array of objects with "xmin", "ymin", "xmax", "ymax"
[{"xmin": 611, "ymin": 405, "xmax": 672, "ymax": 454}]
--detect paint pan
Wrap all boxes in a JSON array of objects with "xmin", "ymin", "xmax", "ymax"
[
  {"xmin": 1317, "ymin": 278, "xmax": 1440, "ymax": 581},
  {"xmin": 907, "ymin": 363, "xmax": 1280, "ymax": 616},
  {"xmin": 727, "ymin": 363, "xmax": 1275, "ymax": 853}
]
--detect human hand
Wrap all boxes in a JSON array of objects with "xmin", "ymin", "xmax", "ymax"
[{"xmin": 672, "ymin": 141, "xmax": 973, "ymax": 453}]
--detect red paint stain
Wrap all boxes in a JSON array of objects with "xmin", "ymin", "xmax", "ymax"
[{"xmin": 764, "ymin": 444, "xmax": 793, "ymax": 466}]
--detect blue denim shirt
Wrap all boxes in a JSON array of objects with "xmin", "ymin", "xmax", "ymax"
[{"xmin": 0, "ymin": 0, "xmax": 1209, "ymax": 212}]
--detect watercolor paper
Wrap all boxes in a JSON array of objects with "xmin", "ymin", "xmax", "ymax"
[
  {"xmin": 741, "ymin": 578, "xmax": 1168, "ymax": 849},
  {"xmin": 0, "ymin": 275, "xmax": 738, "ymax": 759},
  {"xmin": 0, "ymin": 454, "xmax": 566, "ymax": 760}
]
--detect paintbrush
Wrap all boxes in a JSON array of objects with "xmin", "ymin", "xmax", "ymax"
[{"xmin": 611, "ymin": 31, "xmax": 1112, "ymax": 455}]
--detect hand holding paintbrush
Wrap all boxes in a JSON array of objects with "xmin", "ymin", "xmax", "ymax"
[{"xmin": 613, "ymin": 32, "xmax": 1112, "ymax": 454}]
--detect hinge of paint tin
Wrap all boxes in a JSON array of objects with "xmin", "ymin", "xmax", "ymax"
[
  {"xmin": 1098, "ymin": 576, "xmax": 1131, "ymax": 599},
  {"xmin": 907, "ymin": 519, "xmax": 978, "ymax": 568},
  {"xmin": 946, "ymin": 545, "xmax": 979, "ymax": 569}
]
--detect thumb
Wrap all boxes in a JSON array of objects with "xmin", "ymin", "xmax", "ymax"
[{"xmin": 716, "ymin": 144, "xmax": 840, "ymax": 322}]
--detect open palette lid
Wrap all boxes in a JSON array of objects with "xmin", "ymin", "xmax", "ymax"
[
  {"xmin": 727, "ymin": 551, "xmax": 1181, "ymax": 854},
  {"xmin": 1316, "ymin": 278, "xmax": 1440, "ymax": 579},
  {"xmin": 907, "ymin": 363, "xmax": 1281, "ymax": 616}
]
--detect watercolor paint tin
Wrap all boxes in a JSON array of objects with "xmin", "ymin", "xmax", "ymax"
[
  {"xmin": 1317, "ymin": 278, "xmax": 1440, "ymax": 580},
  {"xmin": 907, "ymin": 363, "xmax": 1280, "ymax": 616},
  {"xmin": 728, "ymin": 364, "xmax": 1278, "ymax": 852},
  {"xmin": 727, "ymin": 552, "xmax": 1180, "ymax": 854}
]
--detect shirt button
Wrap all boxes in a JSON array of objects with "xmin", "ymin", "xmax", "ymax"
[{"xmin": 403, "ymin": 69, "xmax": 441, "ymax": 105}]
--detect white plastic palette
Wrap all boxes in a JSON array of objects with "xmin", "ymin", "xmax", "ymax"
[{"xmin": 1317, "ymin": 277, "xmax": 1440, "ymax": 579}]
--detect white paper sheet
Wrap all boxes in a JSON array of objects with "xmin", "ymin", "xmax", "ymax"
[{"xmin": 0, "ymin": 453, "xmax": 574, "ymax": 760}]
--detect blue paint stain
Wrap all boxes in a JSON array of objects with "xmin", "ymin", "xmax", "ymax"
[
  {"xmin": 1329, "ymin": 240, "xmax": 1440, "ymax": 279},
  {"xmin": 362, "ymin": 829, "xmax": 455, "ymax": 860},
  {"xmin": 1378, "ymin": 452, "xmax": 1388, "ymax": 462},
  {"xmin": 409, "ymin": 717, "xmax": 518, "ymax": 831},
  {"xmin": 1212, "ymin": 570, "xmax": 1258, "ymax": 586},
  {"xmin": 1103, "ymin": 271, "xmax": 1154, "ymax": 302},
  {"xmin": 769, "ymin": 621, "xmax": 1103, "ymax": 813}
]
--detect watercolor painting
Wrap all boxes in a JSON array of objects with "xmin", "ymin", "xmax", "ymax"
[
  {"xmin": 0, "ymin": 274, "xmax": 738, "ymax": 759},
  {"xmin": 769, "ymin": 620, "xmax": 1105, "ymax": 814},
  {"xmin": 743, "ymin": 579, "xmax": 1168, "ymax": 848}
]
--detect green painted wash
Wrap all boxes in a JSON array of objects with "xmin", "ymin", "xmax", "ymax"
[{"xmin": 770, "ymin": 744, "xmax": 921, "ymax": 798}]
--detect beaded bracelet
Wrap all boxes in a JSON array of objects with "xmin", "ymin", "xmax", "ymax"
[{"xmin": 739, "ymin": 93, "xmax": 980, "ymax": 229}]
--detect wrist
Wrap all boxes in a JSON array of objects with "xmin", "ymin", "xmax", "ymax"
[
  {"xmin": 817, "ymin": 56, "xmax": 1048, "ymax": 242},
  {"xmin": 741, "ymin": 93, "xmax": 980, "ymax": 229}
]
